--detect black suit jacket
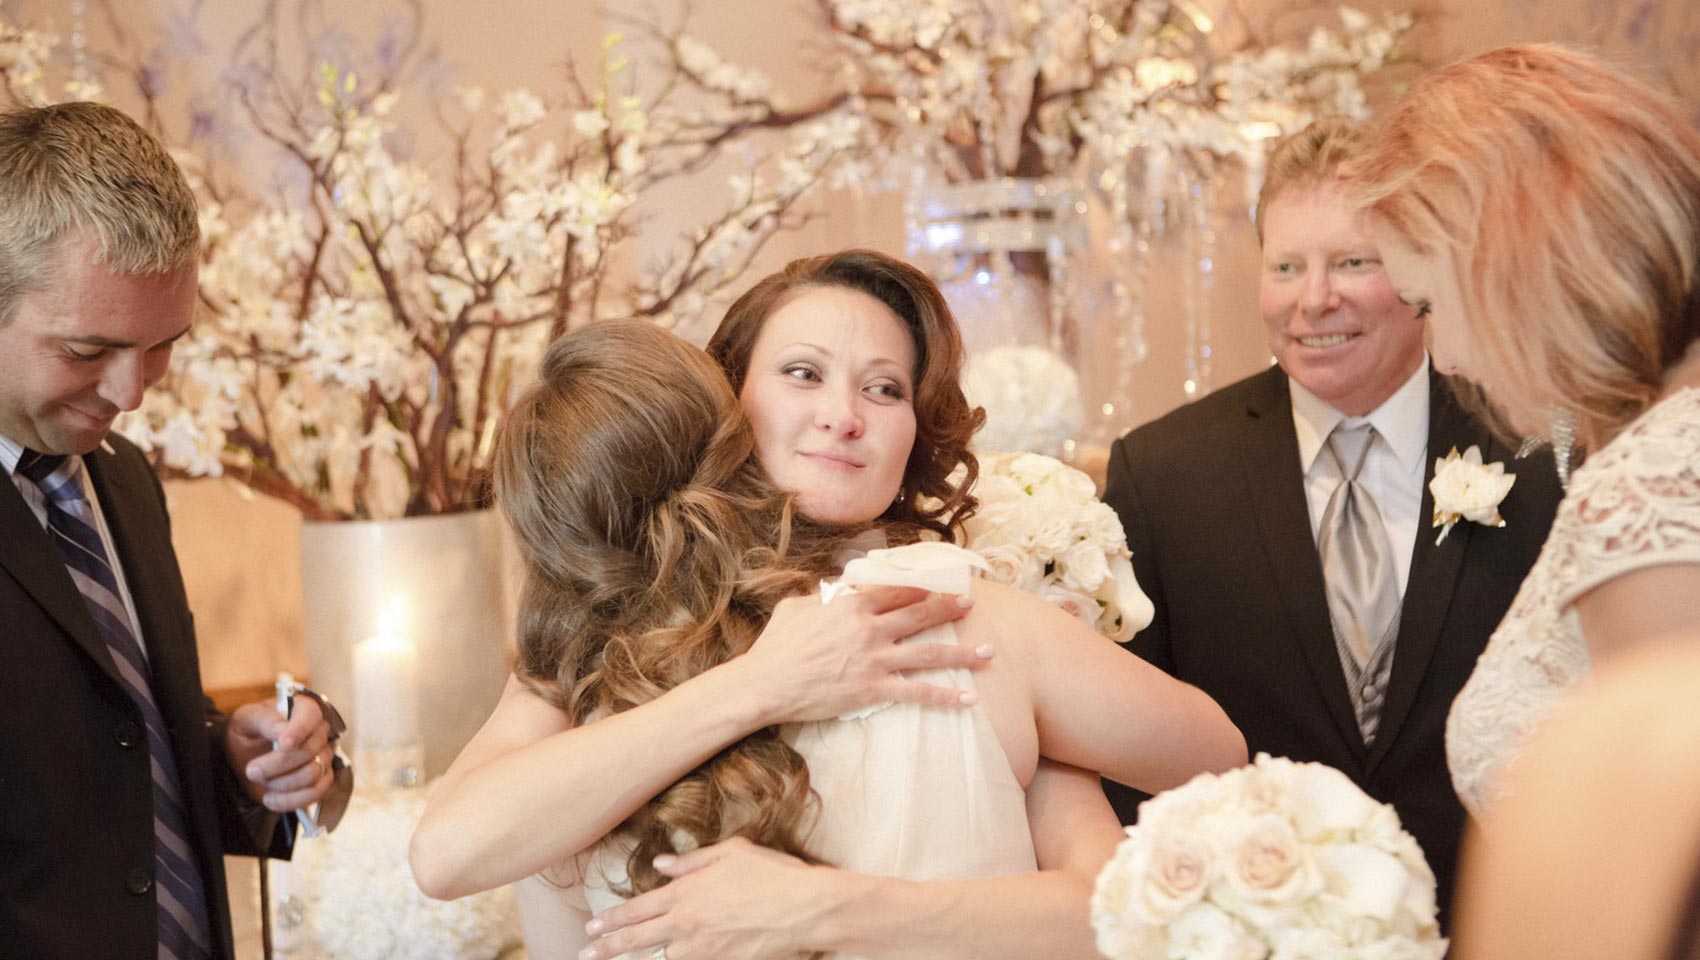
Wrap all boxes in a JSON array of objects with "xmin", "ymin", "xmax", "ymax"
[
  {"xmin": 0, "ymin": 434, "xmax": 289, "ymax": 960},
  {"xmin": 1101, "ymin": 366, "xmax": 1561, "ymax": 928}
]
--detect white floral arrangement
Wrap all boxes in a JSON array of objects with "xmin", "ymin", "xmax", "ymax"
[
  {"xmin": 4, "ymin": 5, "xmax": 861, "ymax": 521},
  {"xmin": 808, "ymin": 1, "xmax": 1411, "ymax": 218},
  {"xmin": 273, "ymin": 785, "xmax": 520, "ymax": 960},
  {"xmin": 962, "ymin": 346, "xmax": 1085, "ymax": 459},
  {"xmin": 1092, "ymin": 753, "xmax": 1447, "ymax": 960},
  {"xmin": 1428, "ymin": 445, "xmax": 1515, "ymax": 545},
  {"xmin": 953, "ymin": 451, "xmax": 1153, "ymax": 642}
]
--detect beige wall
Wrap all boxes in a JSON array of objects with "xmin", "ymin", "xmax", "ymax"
[{"xmin": 13, "ymin": 0, "xmax": 1697, "ymax": 688}]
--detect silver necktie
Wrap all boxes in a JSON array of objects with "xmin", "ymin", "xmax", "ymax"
[{"xmin": 1317, "ymin": 422, "xmax": 1401, "ymax": 703}]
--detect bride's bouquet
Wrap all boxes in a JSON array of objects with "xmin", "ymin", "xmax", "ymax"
[
  {"xmin": 1092, "ymin": 754, "xmax": 1447, "ymax": 960},
  {"xmin": 952, "ymin": 452, "xmax": 1153, "ymax": 642}
]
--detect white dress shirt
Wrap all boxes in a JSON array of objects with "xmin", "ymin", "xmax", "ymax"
[
  {"xmin": 2, "ymin": 432, "xmax": 154, "ymax": 660},
  {"xmin": 1289, "ymin": 357, "xmax": 1430, "ymax": 597}
]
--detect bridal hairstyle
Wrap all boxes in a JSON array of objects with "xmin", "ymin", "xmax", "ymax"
[
  {"xmin": 707, "ymin": 248, "xmax": 985, "ymax": 539},
  {"xmin": 1343, "ymin": 44, "xmax": 1700, "ymax": 451},
  {"xmin": 0, "ymin": 101, "xmax": 199, "ymax": 325},
  {"xmin": 495, "ymin": 320, "xmax": 847, "ymax": 895},
  {"xmin": 1253, "ymin": 117, "xmax": 1369, "ymax": 243}
]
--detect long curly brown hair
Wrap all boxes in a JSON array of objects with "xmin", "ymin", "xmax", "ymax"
[
  {"xmin": 494, "ymin": 320, "xmax": 849, "ymax": 894},
  {"xmin": 707, "ymin": 248, "xmax": 985, "ymax": 539}
]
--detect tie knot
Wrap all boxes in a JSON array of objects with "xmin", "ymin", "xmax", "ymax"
[
  {"xmin": 1327, "ymin": 421, "xmax": 1377, "ymax": 481},
  {"xmin": 15, "ymin": 449, "xmax": 81, "ymax": 503}
]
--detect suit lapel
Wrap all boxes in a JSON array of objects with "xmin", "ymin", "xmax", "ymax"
[
  {"xmin": 84, "ymin": 448, "xmax": 200, "ymax": 729},
  {"xmin": 0, "ymin": 468, "xmax": 125, "ymax": 686},
  {"xmin": 1366, "ymin": 372, "xmax": 1488, "ymax": 772},
  {"xmin": 1237, "ymin": 369, "xmax": 1368, "ymax": 766}
]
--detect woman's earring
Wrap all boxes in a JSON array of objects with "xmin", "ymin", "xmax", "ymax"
[
  {"xmin": 1549, "ymin": 406, "xmax": 1576, "ymax": 490},
  {"xmin": 1517, "ymin": 406, "xmax": 1576, "ymax": 490}
]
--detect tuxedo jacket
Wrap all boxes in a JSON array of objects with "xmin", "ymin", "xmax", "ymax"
[
  {"xmin": 1101, "ymin": 366, "xmax": 1561, "ymax": 927},
  {"xmin": 0, "ymin": 433, "xmax": 289, "ymax": 960}
]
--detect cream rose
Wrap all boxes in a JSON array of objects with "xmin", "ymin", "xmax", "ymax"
[{"xmin": 1219, "ymin": 814, "xmax": 1321, "ymax": 922}]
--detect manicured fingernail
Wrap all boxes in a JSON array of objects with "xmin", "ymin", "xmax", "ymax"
[
  {"xmin": 958, "ymin": 691, "xmax": 979, "ymax": 706},
  {"xmin": 973, "ymin": 644, "xmax": 994, "ymax": 659},
  {"xmin": 653, "ymin": 853, "xmax": 677, "ymax": 870},
  {"xmin": 955, "ymin": 595, "xmax": 974, "ymax": 608},
  {"xmin": 584, "ymin": 918, "xmax": 604, "ymax": 936},
  {"xmin": 246, "ymin": 764, "xmax": 263, "ymax": 781},
  {"xmin": 578, "ymin": 947, "xmax": 598, "ymax": 960}
]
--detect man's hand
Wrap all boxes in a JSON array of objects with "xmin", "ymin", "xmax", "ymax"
[{"xmin": 225, "ymin": 696, "xmax": 335, "ymax": 812}]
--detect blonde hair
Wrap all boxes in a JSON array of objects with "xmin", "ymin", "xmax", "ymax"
[
  {"xmin": 1344, "ymin": 44, "xmax": 1700, "ymax": 450},
  {"xmin": 495, "ymin": 320, "xmax": 848, "ymax": 895},
  {"xmin": 1255, "ymin": 117, "xmax": 1371, "ymax": 243},
  {"xmin": 0, "ymin": 101, "xmax": 199, "ymax": 325}
]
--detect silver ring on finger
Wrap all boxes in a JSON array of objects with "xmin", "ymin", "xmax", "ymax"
[{"xmin": 313, "ymin": 754, "xmax": 325, "ymax": 777}]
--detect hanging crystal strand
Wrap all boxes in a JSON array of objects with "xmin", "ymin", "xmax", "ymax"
[
  {"xmin": 1180, "ymin": 154, "xmax": 1217, "ymax": 400},
  {"xmin": 69, "ymin": 0, "xmax": 91, "ymax": 92},
  {"xmin": 1097, "ymin": 150, "xmax": 1154, "ymax": 443}
]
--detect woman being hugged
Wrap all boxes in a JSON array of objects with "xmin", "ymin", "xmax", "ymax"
[
  {"xmin": 411, "ymin": 251, "xmax": 1243, "ymax": 960},
  {"xmin": 1343, "ymin": 44, "xmax": 1700, "ymax": 817}
]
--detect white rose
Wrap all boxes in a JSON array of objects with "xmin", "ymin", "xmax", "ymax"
[
  {"xmin": 1428, "ymin": 445, "xmax": 1515, "ymax": 524},
  {"xmin": 978, "ymin": 544, "xmax": 1045, "ymax": 592},
  {"xmin": 1028, "ymin": 514, "xmax": 1077, "ymax": 557},
  {"xmin": 1128, "ymin": 831, "xmax": 1215, "ymax": 923},
  {"xmin": 1270, "ymin": 926, "xmax": 1353, "ymax": 960},
  {"xmin": 1167, "ymin": 902, "xmax": 1263, "ymax": 960},
  {"xmin": 1217, "ymin": 814, "xmax": 1322, "ymax": 924},
  {"xmin": 1058, "ymin": 539, "xmax": 1111, "ymax": 593},
  {"xmin": 1084, "ymin": 500, "xmax": 1130, "ymax": 551}
]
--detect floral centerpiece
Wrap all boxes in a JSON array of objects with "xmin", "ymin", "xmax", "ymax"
[
  {"xmin": 1092, "ymin": 753, "xmax": 1447, "ymax": 960},
  {"xmin": 652, "ymin": 0, "xmax": 1415, "ymax": 433},
  {"xmin": 2, "ymin": 6, "xmax": 863, "ymax": 520},
  {"xmin": 946, "ymin": 451, "xmax": 1153, "ymax": 641}
]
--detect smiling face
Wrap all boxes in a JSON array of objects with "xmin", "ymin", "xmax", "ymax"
[
  {"xmin": 738, "ymin": 285, "xmax": 919, "ymax": 525},
  {"xmin": 1260, "ymin": 182, "xmax": 1427, "ymax": 416},
  {"xmin": 0, "ymin": 234, "xmax": 196, "ymax": 455}
]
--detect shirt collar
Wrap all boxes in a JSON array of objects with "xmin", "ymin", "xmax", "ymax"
[
  {"xmin": 1290, "ymin": 354, "xmax": 1431, "ymax": 475},
  {"xmin": 0, "ymin": 433, "xmax": 25, "ymax": 476}
]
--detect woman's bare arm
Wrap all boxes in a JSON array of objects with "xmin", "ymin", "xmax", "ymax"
[{"xmin": 410, "ymin": 587, "xmax": 983, "ymax": 899}]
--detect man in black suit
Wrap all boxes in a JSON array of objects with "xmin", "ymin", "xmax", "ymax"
[
  {"xmin": 1101, "ymin": 120, "xmax": 1561, "ymax": 927},
  {"xmin": 0, "ymin": 102, "xmax": 343, "ymax": 959}
]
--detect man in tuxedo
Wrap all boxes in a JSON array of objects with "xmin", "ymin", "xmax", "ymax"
[
  {"xmin": 0, "ymin": 102, "xmax": 344, "ymax": 959},
  {"xmin": 1101, "ymin": 119, "xmax": 1561, "ymax": 926}
]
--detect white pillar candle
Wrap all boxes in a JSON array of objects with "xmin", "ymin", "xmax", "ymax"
[{"xmin": 353, "ymin": 629, "xmax": 421, "ymax": 753}]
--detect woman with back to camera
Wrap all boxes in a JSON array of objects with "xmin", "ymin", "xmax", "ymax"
[
  {"xmin": 1344, "ymin": 43, "xmax": 1700, "ymax": 818},
  {"xmin": 411, "ymin": 250, "xmax": 1245, "ymax": 959}
]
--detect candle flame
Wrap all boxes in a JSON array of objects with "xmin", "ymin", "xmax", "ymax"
[{"xmin": 376, "ymin": 597, "xmax": 407, "ymax": 642}]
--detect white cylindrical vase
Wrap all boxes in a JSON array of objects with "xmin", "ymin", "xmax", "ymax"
[{"xmin": 298, "ymin": 509, "xmax": 514, "ymax": 780}]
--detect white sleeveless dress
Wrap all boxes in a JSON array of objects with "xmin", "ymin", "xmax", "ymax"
[
  {"xmin": 579, "ymin": 541, "xmax": 1038, "ymax": 959},
  {"xmin": 1447, "ymin": 388, "xmax": 1700, "ymax": 818}
]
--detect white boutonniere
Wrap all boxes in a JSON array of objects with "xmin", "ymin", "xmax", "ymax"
[{"xmin": 1429, "ymin": 445, "xmax": 1516, "ymax": 545}]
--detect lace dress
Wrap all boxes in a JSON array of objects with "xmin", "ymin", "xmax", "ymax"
[
  {"xmin": 1448, "ymin": 388, "xmax": 1700, "ymax": 818},
  {"xmin": 578, "ymin": 542, "xmax": 1037, "ymax": 959}
]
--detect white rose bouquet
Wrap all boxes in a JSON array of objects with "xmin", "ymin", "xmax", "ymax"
[
  {"xmin": 1092, "ymin": 754, "xmax": 1447, "ymax": 960},
  {"xmin": 952, "ymin": 451, "xmax": 1154, "ymax": 642}
]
